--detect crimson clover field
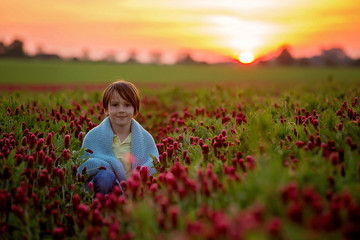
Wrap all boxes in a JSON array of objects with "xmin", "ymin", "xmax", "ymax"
[{"xmin": 0, "ymin": 62, "xmax": 360, "ymax": 240}]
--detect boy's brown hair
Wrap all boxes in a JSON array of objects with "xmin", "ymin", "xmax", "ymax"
[{"xmin": 102, "ymin": 80, "xmax": 140, "ymax": 117}]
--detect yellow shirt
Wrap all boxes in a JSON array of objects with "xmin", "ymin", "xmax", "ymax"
[{"xmin": 112, "ymin": 133, "xmax": 132, "ymax": 179}]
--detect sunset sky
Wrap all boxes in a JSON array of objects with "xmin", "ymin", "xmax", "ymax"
[{"xmin": 1, "ymin": 0, "xmax": 360, "ymax": 63}]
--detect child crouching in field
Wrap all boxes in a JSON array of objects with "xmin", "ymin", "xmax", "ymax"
[{"xmin": 78, "ymin": 80, "xmax": 159, "ymax": 195}]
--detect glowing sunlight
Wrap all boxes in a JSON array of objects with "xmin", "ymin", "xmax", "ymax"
[
  {"xmin": 1, "ymin": 0, "xmax": 360, "ymax": 62},
  {"xmin": 239, "ymin": 52, "xmax": 254, "ymax": 64}
]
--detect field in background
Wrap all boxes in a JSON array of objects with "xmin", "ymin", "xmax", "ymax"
[
  {"xmin": 1, "ymin": 59, "xmax": 360, "ymax": 91},
  {"xmin": 1, "ymin": 58, "xmax": 360, "ymax": 239}
]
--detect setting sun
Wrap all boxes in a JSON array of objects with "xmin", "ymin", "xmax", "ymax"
[{"xmin": 239, "ymin": 52, "xmax": 255, "ymax": 64}]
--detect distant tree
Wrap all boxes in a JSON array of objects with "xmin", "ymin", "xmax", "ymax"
[
  {"xmin": 0, "ymin": 42, "xmax": 6, "ymax": 56},
  {"xmin": 324, "ymin": 56, "xmax": 337, "ymax": 66},
  {"xmin": 33, "ymin": 53, "xmax": 61, "ymax": 60},
  {"xmin": 322, "ymin": 48, "xmax": 353, "ymax": 66},
  {"xmin": 176, "ymin": 51, "xmax": 197, "ymax": 64},
  {"xmin": 149, "ymin": 50, "xmax": 162, "ymax": 65},
  {"xmin": 353, "ymin": 59, "xmax": 360, "ymax": 67},
  {"xmin": 82, "ymin": 48, "xmax": 90, "ymax": 61},
  {"xmin": 103, "ymin": 50, "xmax": 116, "ymax": 62},
  {"xmin": 257, "ymin": 59, "xmax": 271, "ymax": 66},
  {"xmin": 32, "ymin": 44, "xmax": 61, "ymax": 60},
  {"xmin": 125, "ymin": 50, "xmax": 138, "ymax": 64},
  {"xmin": 35, "ymin": 44, "xmax": 44, "ymax": 55},
  {"xmin": 3, "ymin": 39, "xmax": 26, "ymax": 58},
  {"xmin": 276, "ymin": 46, "xmax": 294, "ymax": 65},
  {"xmin": 298, "ymin": 58, "xmax": 311, "ymax": 66}
]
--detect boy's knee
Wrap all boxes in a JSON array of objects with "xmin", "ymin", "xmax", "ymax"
[{"xmin": 92, "ymin": 169, "xmax": 116, "ymax": 195}]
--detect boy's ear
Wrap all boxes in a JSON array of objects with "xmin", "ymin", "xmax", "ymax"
[{"xmin": 104, "ymin": 108, "xmax": 109, "ymax": 116}]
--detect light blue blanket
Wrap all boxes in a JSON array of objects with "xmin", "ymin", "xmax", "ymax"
[{"xmin": 78, "ymin": 117, "xmax": 158, "ymax": 183}]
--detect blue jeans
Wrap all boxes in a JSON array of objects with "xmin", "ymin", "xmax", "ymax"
[{"xmin": 92, "ymin": 169, "xmax": 117, "ymax": 195}]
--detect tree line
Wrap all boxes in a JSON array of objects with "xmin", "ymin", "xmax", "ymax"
[
  {"xmin": 261, "ymin": 46, "xmax": 360, "ymax": 67},
  {"xmin": 0, "ymin": 39, "xmax": 205, "ymax": 65},
  {"xmin": 1, "ymin": 39, "xmax": 359, "ymax": 66}
]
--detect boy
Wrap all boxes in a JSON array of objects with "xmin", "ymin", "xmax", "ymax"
[{"xmin": 78, "ymin": 80, "xmax": 159, "ymax": 195}]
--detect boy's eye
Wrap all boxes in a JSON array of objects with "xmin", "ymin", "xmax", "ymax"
[
  {"xmin": 112, "ymin": 103, "xmax": 118, "ymax": 107},
  {"xmin": 125, "ymin": 104, "xmax": 130, "ymax": 107}
]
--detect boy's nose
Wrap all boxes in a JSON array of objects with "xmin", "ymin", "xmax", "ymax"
[{"xmin": 118, "ymin": 105, "xmax": 125, "ymax": 112}]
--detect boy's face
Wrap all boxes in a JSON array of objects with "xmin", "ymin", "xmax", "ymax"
[{"xmin": 105, "ymin": 91, "xmax": 135, "ymax": 131}]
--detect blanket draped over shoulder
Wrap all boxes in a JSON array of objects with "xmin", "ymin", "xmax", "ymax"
[{"xmin": 77, "ymin": 117, "xmax": 159, "ymax": 183}]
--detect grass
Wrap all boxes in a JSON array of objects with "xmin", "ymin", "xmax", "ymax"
[
  {"xmin": 1, "ymin": 61, "xmax": 359, "ymax": 239},
  {"xmin": 0, "ymin": 59, "xmax": 360, "ymax": 89}
]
